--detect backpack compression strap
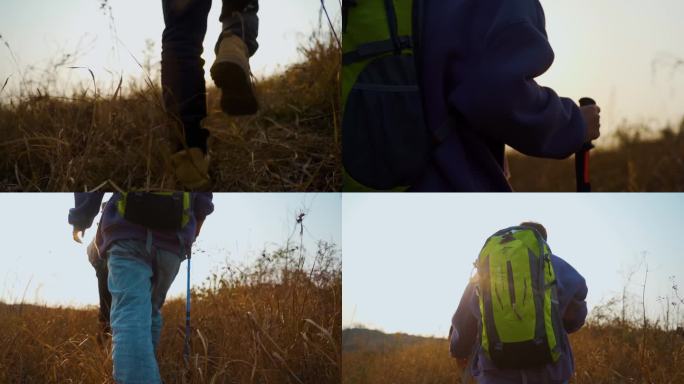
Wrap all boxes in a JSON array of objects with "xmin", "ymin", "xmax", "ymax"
[
  {"xmin": 343, "ymin": 36, "xmax": 413, "ymax": 65},
  {"xmin": 342, "ymin": 0, "xmax": 413, "ymax": 66}
]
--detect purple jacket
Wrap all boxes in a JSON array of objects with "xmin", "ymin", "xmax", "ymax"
[
  {"xmin": 450, "ymin": 254, "xmax": 587, "ymax": 383},
  {"xmin": 412, "ymin": 0, "xmax": 587, "ymax": 191},
  {"xmin": 68, "ymin": 192, "xmax": 214, "ymax": 256}
]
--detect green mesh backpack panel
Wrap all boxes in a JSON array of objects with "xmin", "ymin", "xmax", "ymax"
[
  {"xmin": 475, "ymin": 226, "xmax": 564, "ymax": 369},
  {"xmin": 341, "ymin": 0, "xmax": 432, "ymax": 191},
  {"xmin": 117, "ymin": 192, "xmax": 191, "ymax": 231}
]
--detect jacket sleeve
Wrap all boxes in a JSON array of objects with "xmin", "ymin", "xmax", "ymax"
[
  {"xmin": 193, "ymin": 193, "xmax": 214, "ymax": 223},
  {"xmin": 68, "ymin": 192, "xmax": 105, "ymax": 230},
  {"xmin": 554, "ymin": 255, "xmax": 588, "ymax": 333},
  {"xmin": 449, "ymin": 17, "xmax": 586, "ymax": 159},
  {"xmin": 563, "ymin": 279, "xmax": 588, "ymax": 334},
  {"xmin": 450, "ymin": 282, "xmax": 478, "ymax": 358}
]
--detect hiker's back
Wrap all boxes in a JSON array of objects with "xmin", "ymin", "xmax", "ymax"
[
  {"xmin": 471, "ymin": 253, "xmax": 583, "ymax": 384},
  {"xmin": 418, "ymin": 0, "xmax": 551, "ymax": 132},
  {"xmin": 451, "ymin": 227, "xmax": 587, "ymax": 383},
  {"xmin": 475, "ymin": 227, "xmax": 564, "ymax": 369},
  {"xmin": 412, "ymin": 0, "xmax": 592, "ymax": 191}
]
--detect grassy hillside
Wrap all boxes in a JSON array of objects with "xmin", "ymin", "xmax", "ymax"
[
  {"xmin": 342, "ymin": 328, "xmax": 460, "ymax": 384},
  {"xmin": 342, "ymin": 323, "xmax": 684, "ymax": 384},
  {"xmin": 343, "ymin": 328, "xmax": 432, "ymax": 353},
  {"xmin": 0, "ymin": 34, "xmax": 340, "ymax": 191},
  {"xmin": 0, "ymin": 242, "xmax": 341, "ymax": 383},
  {"xmin": 508, "ymin": 121, "xmax": 684, "ymax": 191}
]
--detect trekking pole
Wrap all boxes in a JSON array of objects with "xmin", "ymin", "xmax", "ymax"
[
  {"xmin": 575, "ymin": 97, "xmax": 597, "ymax": 192},
  {"xmin": 183, "ymin": 255, "xmax": 191, "ymax": 366},
  {"xmin": 460, "ymin": 347, "xmax": 477, "ymax": 384}
]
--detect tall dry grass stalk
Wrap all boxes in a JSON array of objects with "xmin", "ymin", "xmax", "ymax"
[{"xmin": 0, "ymin": 241, "xmax": 341, "ymax": 383}]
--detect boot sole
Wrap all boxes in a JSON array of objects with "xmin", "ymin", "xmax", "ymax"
[{"xmin": 210, "ymin": 61, "xmax": 258, "ymax": 116}]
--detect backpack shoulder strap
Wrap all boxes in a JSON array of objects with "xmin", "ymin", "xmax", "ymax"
[
  {"xmin": 342, "ymin": 0, "xmax": 414, "ymax": 66},
  {"xmin": 342, "ymin": 0, "xmax": 358, "ymax": 33}
]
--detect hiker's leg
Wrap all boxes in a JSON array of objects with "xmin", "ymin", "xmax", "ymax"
[
  {"xmin": 211, "ymin": 0, "xmax": 259, "ymax": 115},
  {"xmin": 161, "ymin": 0, "xmax": 213, "ymax": 153},
  {"xmin": 95, "ymin": 259, "xmax": 112, "ymax": 335},
  {"xmin": 107, "ymin": 241, "xmax": 161, "ymax": 384},
  {"xmin": 218, "ymin": 0, "xmax": 259, "ymax": 56},
  {"xmin": 150, "ymin": 249, "xmax": 182, "ymax": 351}
]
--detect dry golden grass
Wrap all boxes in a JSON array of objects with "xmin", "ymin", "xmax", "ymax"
[
  {"xmin": 343, "ymin": 323, "xmax": 684, "ymax": 384},
  {"xmin": 508, "ymin": 121, "xmax": 684, "ymax": 191},
  {"xmin": 570, "ymin": 323, "xmax": 684, "ymax": 383},
  {"xmin": 0, "ymin": 241, "xmax": 341, "ymax": 383},
  {"xmin": 343, "ymin": 317, "xmax": 684, "ymax": 384},
  {"xmin": 343, "ymin": 336, "xmax": 460, "ymax": 384},
  {"xmin": 0, "ymin": 34, "xmax": 341, "ymax": 192}
]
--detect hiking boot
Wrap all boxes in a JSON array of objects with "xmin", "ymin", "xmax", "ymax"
[
  {"xmin": 170, "ymin": 148, "xmax": 211, "ymax": 189},
  {"xmin": 211, "ymin": 34, "xmax": 258, "ymax": 115}
]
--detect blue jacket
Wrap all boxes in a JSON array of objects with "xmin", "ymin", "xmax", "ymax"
[
  {"xmin": 450, "ymin": 254, "xmax": 588, "ymax": 383},
  {"xmin": 413, "ymin": 0, "xmax": 587, "ymax": 191},
  {"xmin": 68, "ymin": 192, "xmax": 214, "ymax": 256}
]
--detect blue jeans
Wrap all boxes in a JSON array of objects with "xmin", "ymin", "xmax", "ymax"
[
  {"xmin": 161, "ymin": 0, "xmax": 259, "ymax": 152},
  {"xmin": 107, "ymin": 240, "xmax": 183, "ymax": 384}
]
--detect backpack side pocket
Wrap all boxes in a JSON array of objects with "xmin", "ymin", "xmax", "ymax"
[{"xmin": 343, "ymin": 55, "xmax": 431, "ymax": 190}]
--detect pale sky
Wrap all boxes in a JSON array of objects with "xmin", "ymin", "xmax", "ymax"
[
  {"xmin": 0, "ymin": 0, "xmax": 340, "ymax": 94},
  {"xmin": 538, "ymin": 1, "xmax": 684, "ymax": 133},
  {"xmin": 0, "ymin": 193, "xmax": 341, "ymax": 307},
  {"xmin": 342, "ymin": 193, "xmax": 684, "ymax": 337}
]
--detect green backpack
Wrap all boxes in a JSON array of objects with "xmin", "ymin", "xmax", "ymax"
[
  {"xmin": 116, "ymin": 192, "xmax": 191, "ymax": 231},
  {"xmin": 342, "ymin": 0, "xmax": 444, "ymax": 191},
  {"xmin": 474, "ymin": 226, "xmax": 564, "ymax": 369}
]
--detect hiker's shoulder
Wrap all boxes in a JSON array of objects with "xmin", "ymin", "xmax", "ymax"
[
  {"xmin": 488, "ymin": 0, "xmax": 541, "ymax": 20},
  {"xmin": 551, "ymin": 254, "xmax": 574, "ymax": 272},
  {"xmin": 479, "ymin": 0, "xmax": 547, "ymax": 44},
  {"xmin": 551, "ymin": 254, "xmax": 585, "ymax": 280}
]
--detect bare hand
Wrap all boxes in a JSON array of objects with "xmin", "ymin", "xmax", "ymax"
[
  {"xmin": 72, "ymin": 227, "xmax": 85, "ymax": 243},
  {"xmin": 580, "ymin": 104, "xmax": 601, "ymax": 142},
  {"xmin": 455, "ymin": 357, "xmax": 469, "ymax": 370}
]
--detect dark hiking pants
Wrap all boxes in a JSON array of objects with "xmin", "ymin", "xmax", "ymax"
[{"xmin": 161, "ymin": 0, "xmax": 259, "ymax": 153}]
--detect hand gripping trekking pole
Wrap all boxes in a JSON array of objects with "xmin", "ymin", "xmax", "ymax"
[
  {"xmin": 575, "ymin": 97, "xmax": 596, "ymax": 192},
  {"xmin": 183, "ymin": 255, "xmax": 191, "ymax": 365}
]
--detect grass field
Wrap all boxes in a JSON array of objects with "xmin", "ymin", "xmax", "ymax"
[
  {"xmin": 508, "ymin": 121, "xmax": 684, "ymax": 192},
  {"xmin": 0, "ymin": 241, "xmax": 341, "ymax": 384},
  {"xmin": 343, "ymin": 288, "xmax": 684, "ymax": 384},
  {"xmin": 343, "ymin": 323, "xmax": 684, "ymax": 384},
  {"xmin": 0, "ymin": 32, "xmax": 340, "ymax": 192}
]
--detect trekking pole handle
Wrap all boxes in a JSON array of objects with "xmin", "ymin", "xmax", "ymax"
[{"xmin": 575, "ymin": 97, "xmax": 596, "ymax": 192}]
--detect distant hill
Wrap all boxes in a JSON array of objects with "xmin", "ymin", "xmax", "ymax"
[{"xmin": 342, "ymin": 327, "xmax": 444, "ymax": 353}]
